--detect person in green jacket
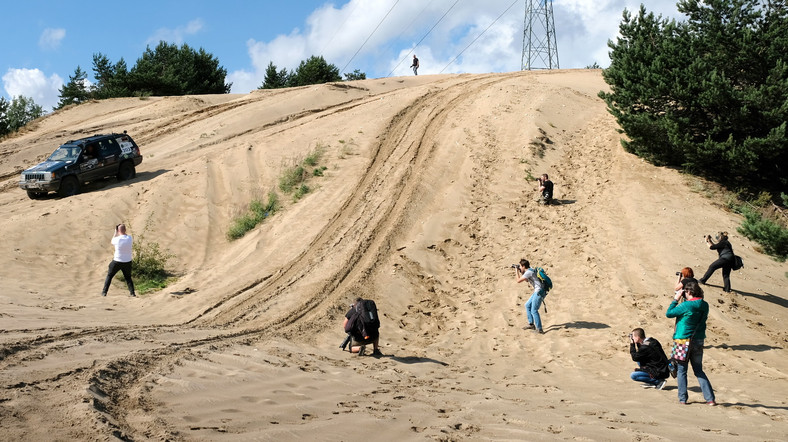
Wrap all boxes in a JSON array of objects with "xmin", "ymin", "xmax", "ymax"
[{"xmin": 666, "ymin": 281, "xmax": 716, "ymax": 405}]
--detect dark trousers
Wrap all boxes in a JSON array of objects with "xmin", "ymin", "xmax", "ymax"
[
  {"xmin": 700, "ymin": 257, "xmax": 732, "ymax": 292},
  {"xmin": 102, "ymin": 260, "xmax": 135, "ymax": 295}
]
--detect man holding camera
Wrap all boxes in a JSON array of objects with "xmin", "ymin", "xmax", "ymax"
[
  {"xmin": 514, "ymin": 259, "xmax": 545, "ymax": 333},
  {"xmin": 101, "ymin": 223, "xmax": 135, "ymax": 297},
  {"xmin": 538, "ymin": 174, "xmax": 553, "ymax": 205},
  {"xmin": 628, "ymin": 328, "xmax": 670, "ymax": 389}
]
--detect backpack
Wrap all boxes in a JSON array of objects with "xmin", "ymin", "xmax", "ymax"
[
  {"xmin": 346, "ymin": 299, "xmax": 380, "ymax": 340},
  {"xmin": 533, "ymin": 267, "xmax": 553, "ymax": 294}
]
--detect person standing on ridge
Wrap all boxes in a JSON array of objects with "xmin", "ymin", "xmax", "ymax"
[{"xmin": 410, "ymin": 54, "xmax": 419, "ymax": 75}]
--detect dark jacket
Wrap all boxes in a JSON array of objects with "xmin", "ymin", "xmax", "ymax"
[
  {"xmin": 710, "ymin": 238, "xmax": 734, "ymax": 261},
  {"xmin": 630, "ymin": 337, "xmax": 670, "ymax": 380}
]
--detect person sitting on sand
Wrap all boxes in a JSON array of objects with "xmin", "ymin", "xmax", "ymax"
[{"xmin": 629, "ymin": 327, "xmax": 670, "ymax": 390}]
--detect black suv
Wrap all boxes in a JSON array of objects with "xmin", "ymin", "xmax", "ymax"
[{"xmin": 19, "ymin": 132, "xmax": 143, "ymax": 199}]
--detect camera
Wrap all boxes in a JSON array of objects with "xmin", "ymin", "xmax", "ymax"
[
  {"xmin": 511, "ymin": 264, "xmax": 519, "ymax": 269},
  {"xmin": 676, "ymin": 272, "xmax": 681, "ymax": 276}
]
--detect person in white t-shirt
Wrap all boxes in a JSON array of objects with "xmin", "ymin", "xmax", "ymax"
[{"xmin": 101, "ymin": 223, "xmax": 135, "ymax": 297}]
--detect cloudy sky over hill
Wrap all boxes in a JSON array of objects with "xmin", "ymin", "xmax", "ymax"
[{"xmin": 2, "ymin": 0, "xmax": 683, "ymax": 111}]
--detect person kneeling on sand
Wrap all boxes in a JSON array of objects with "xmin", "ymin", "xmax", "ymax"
[
  {"xmin": 629, "ymin": 327, "xmax": 670, "ymax": 390},
  {"xmin": 342, "ymin": 297, "xmax": 382, "ymax": 357}
]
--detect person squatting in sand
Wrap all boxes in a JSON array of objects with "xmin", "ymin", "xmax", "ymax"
[
  {"xmin": 666, "ymin": 281, "xmax": 716, "ymax": 405},
  {"xmin": 538, "ymin": 174, "xmax": 554, "ymax": 205},
  {"xmin": 514, "ymin": 259, "xmax": 545, "ymax": 334},
  {"xmin": 101, "ymin": 223, "xmax": 135, "ymax": 297},
  {"xmin": 628, "ymin": 327, "xmax": 670, "ymax": 390},
  {"xmin": 699, "ymin": 231, "xmax": 735, "ymax": 292},
  {"xmin": 342, "ymin": 297, "xmax": 382, "ymax": 357}
]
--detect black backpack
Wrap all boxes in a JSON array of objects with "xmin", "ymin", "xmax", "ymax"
[{"xmin": 351, "ymin": 299, "xmax": 380, "ymax": 339}]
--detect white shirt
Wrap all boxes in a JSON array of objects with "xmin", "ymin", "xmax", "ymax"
[
  {"xmin": 112, "ymin": 235, "xmax": 133, "ymax": 262},
  {"xmin": 523, "ymin": 268, "xmax": 543, "ymax": 291}
]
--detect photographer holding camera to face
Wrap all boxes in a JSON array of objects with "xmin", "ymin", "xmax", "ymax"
[
  {"xmin": 628, "ymin": 327, "xmax": 670, "ymax": 389},
  {"xmin": 513, "ymin": 259, "xmax": 546, "ymax": 334},
  {"xmin": 101, "ymin": 223, "xmax": 135, "ymax": 297},
  {"xmin": 674, "ymin": 267, "xmax": 697, "ymax": 297},
  {"xmin": 699, "ymin": 232, "xmax": 735, "ymax": 292},
  {"xmin": 537, "ymin": 174, "xmax": 553, "ymax": 206}
]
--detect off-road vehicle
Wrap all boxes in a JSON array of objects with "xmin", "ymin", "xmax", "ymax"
[{"xmin": 19, "ymin": 132, "xmax": 143, "ymax": 199}]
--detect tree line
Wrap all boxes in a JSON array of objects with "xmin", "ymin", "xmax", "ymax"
[
  {"xmin": 259, "ymin": 56, "xmax": 365, "ymax": 89},
  {"xmin": 57, "ymin": 41, "xmax": 232, "ymax": 108}
]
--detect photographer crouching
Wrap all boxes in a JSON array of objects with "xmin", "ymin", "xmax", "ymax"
[{"xmin": 537, "ymin": 174, "xmax": 553, "ymax": 205}]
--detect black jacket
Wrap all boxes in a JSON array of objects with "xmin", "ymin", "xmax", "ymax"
[{"xmin": 630, "ymin": 337, "xmax": 670, "ymax": 380}]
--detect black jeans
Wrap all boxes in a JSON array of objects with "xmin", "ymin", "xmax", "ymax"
[
  {"xmin": 700, "ymin": 257, "xmax": 732, "ymax": 292},
  {"xmin": 102, "ymin": 260, "xmax": 135, "ymax": 295}
]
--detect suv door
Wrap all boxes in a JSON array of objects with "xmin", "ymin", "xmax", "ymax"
[
  {"xmin": 96, "ymin": 138, "xmax": 122, "ymax": 177},
  {"xmin": 77, "ymin": 142, "xmax": 103, "ymax": 182}
]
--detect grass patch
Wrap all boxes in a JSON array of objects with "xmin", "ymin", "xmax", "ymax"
[
  {"xmin": 279, "ymin": 145, "xmax": 326, "ymax": 201},
  {"xmin": 227, "ymin": 191, "xmax": 280, "ymax": 240}
]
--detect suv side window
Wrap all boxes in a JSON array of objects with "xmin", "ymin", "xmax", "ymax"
[{"xmin": 98, "ymin": 138, "xmax": 119, "ymax": 159}]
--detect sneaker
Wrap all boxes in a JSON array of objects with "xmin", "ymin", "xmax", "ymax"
[
  {"xmin": 657, "ymin": 379, "xmax": 667, "ymax": 390},
  {"xmin": 536, "ymin": 329, "xmax": 544, "ymax": 334},
  {"xmin": 372, "ymin": 349, "xmax": 383, "ymax": 358},
  {"xmin": 130, "ymin": 293, "xmax": 136, "ymax": 297},
  {"xmin": 101, "ymin": 292, "xmax": 107, "ymax": 297},
  {"xmin": 641, "ymin": 384, "xmax": 656, "ymax": 389},
  {"xmin": 526, "ymin": 323, "xmax": 536, "ymax": 330},
  {"xmin": 707, "ymin": 400, "xmax": 717, "ymax": 406}
]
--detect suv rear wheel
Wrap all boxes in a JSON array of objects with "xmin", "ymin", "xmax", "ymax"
[
  {"xmin": 58, "ymin": 176, "xmax": 80, "ymax": 197},
  {"xmin": 117, "ymin": 161, "xmax": 136, "ymax": 181}
]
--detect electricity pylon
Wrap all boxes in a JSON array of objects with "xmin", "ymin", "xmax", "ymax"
[{"xmin": 521, "ymin": 0, "xmax": 559, "ymax": 70}]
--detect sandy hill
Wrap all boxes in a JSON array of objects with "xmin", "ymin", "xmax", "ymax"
[{"xmin": 0, "ymin": 70, "xmax": 786, "ymax": 441}]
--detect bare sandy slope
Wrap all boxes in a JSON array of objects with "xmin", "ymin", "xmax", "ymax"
[{"xmin": 1, "ymin": 70, "xmax": 786, "ymax": 441}]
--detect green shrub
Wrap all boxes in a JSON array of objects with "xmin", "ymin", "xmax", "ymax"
[
  {"xmin": 293, "ymin": 184, "xmax": 311, "ymax": 201},
  {"xmin": 227, "ymin": 191, "xmax": 279, "ymax": 240},
  {"xmin": 116, "ymin": 224, "xmax": 175, "ymax": 294},
  {"xmin": 737, "ymin": 206, "xmax": 788, "ymax": 262},
  {"xmin": 279, "ymin": 165, "xmax": 307, "ymax": 193}
]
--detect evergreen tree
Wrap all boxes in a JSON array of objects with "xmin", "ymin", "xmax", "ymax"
[
  {"xmin": 600, "ymin": 0, "xmax": 788, "ymax": 190},
  {"xmin": 0, "ymin": 97, "xmax": 9, "ymax": 137},
  {"xmin": 128, "ymin": 41, "xmax": 230, "ymax": 96},
  {"xmin": 344, "ymin": 69, "xmax": 366, "ymax": 81},
  {"xmin": 56, "ymin": 66, "xmax": 90, "ymax": 109},
  {"xmin": 3, "ymin": 96, "xmax": 44, "ymax": 133},
  {"xmin": 288, "ymin": 55, "xmax": 342, "ymax": 87},
  {"xmin": 260, "ymin": 62, "xmax": 289, "ymax": 89}
]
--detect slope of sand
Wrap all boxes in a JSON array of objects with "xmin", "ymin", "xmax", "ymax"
[{"xmin": 1, "ymin": 70, "xmax": 786, "ymax": 440}]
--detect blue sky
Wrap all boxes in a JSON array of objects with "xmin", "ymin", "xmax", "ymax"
[{"xmin": 2, "ymin": 1, "xmax": 683, "ymax": 111}]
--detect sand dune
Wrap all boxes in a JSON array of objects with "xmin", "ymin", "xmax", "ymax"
[{"xmin": 1, "ymin": 70, "xmax": 786, "ymax": 440}]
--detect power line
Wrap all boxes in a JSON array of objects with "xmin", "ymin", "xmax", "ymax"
[
  {"xmin": 388, "ymin": 0, "xmax": 460, "ymax": 77},
  {"xmin": 340, "ymin": 0, "xmax": 401, "ymax": 76},
  {"xmin": 440, "ymin": 0, "xmax": 520, "ymax": 74}
]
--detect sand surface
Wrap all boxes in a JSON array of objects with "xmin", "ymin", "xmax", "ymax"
[{"xmin": 1, "ymin": 70, "xmax": 786, "ymax": 441}]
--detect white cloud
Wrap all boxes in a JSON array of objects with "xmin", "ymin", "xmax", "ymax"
[
  {"xmin": 146, "ymin": 19, "xmax": 204, "ymax": 46},
  {"xmin": 227, "ymin": 0, "xmax": 684, "ymax": 93},
  {"xmin": 39, "ymin": 28, "xmax": 66, "ymax": 50},
  {"xmin": 3, "ymin": 68, "xmax": 63, "ymax": 111}
]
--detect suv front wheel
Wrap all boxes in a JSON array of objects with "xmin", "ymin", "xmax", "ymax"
[
  {"xmin": 117, "ymin": 161, "xmax": 136, "ymax": 181},
  {"xmin": 58, "ymin": 176, "xmax": 80, "ymax": 197}
]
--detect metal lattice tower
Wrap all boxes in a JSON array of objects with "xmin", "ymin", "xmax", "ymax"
[{"xmin": 521, "ymin": 0, "xmax": 559, "ymax": 70}]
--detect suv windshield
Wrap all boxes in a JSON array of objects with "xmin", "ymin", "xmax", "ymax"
[{"xmin": 47, "ymin": 145, "xmax": 82, "ymax": 162}]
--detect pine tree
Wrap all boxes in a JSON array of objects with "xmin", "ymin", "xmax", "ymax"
[
  {"xmin": 56, "ymin": 66, "xmax": 90, "ymax": 109},
  {"xmin": 600, "ymin": 0, "xmax": 788, "ymax": 190}
]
